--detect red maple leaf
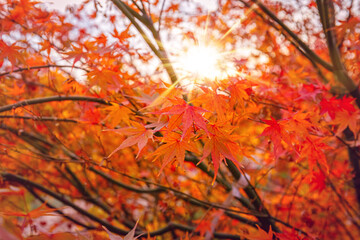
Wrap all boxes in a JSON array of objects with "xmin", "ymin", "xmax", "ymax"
[
  {"xmin": 200, "ymin": 123, "xmax": 243, "ymax": 183},
  {"xmin": 149, "ymin": 132, "xmax": 199, "ymax": 174},
  {"xmin": 244, "ymin": 225, "xmax": 274, "ymax": 240},
  {"xmin": 105, "ymin": 122, "xmax": 153, "ymax": 158},
  {"xmin": 298, "ymin": 137, "xmax": 330, "ymax": 173},
  {"xmin": 0, "ymin": 40, "xmax": 24, "ymax": 69},
  {"xmin": 320, "ymin": 96, "xmax": 356, "ymax": 119},
  {"xmin": 261, "ymin": 117, "xmax": 291, "ymax": 159},
  {"xmin": 309, "ymin": 170, "xmax": 326, "ymax": 193},
  {"xmin": 157, "ymin": 98, "xmax": 209, "ymax": 138}
]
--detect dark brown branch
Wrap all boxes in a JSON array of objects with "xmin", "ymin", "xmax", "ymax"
[
  {"xmin": 95, "ymin": 165, "xmax": 266, "ymax": 217},
  {"xmin": 247, "ymin": 0, "xmax": 333, "ymax": 71},
  {"xmin": 26, "ymin": 186, "xmax": 96, "ymax": 230},
  {"xmin": 225, "ymin": 160, "xmax": 280, "ymax": 232},
  {"xmin": 157, "ymin": 0, "xmax": 167, "ymax": 32},
  {"xmin": 1, "ymin": 172, "xmax": 130, "ymax": 235},
  {"xmin": 90, "ymin": 167, "xmax": 165, "ymax": 194},
  {"xmin": 111, "ymin": 0, "xmax": 178, "ymax": 85},
  {"xmin": 1, "ymin": 123, "xmax": 267, "ymax": 235},
  {"xmin": 0, "ymin": 123, "xmax": 52, "ymax": 153},
  {"xmin": 185, "ymin": 154, "xmax": 232, "ymax": 191},
  {"xmin": 0, "ymin": 115, "xmax": 79, "ymax": 123},
  {"xmin": 2, "ymin": 172, "xmax": 245, "ymax": 239},
  {"xmin": 238, "ymin": 0, "xmax": 330, "ymax": 84},
  {"xmin": 91, "ymin": 166, "xmax": 259, "ymax": 228},
  {"xmin": 317, "ymin": 0, "xmax": 360, "ymax": 210},
  {"xmin": 317, "ymin": 0, "xmax": 360, "ymax": 106},
  {"xmin": 147, "ymin": 222, "xmax": 242, "ymax": 239},
  {"xmin": 0, "ymin": 95, "xmax": 111, "ymax": 113},
  {"xmin": 1, "ymin": 124, "xmax": 260, "ymax": 221},
  {"xmin": 92, "ymin": 164, "xmax": 260, "ymax": 228},
  {"xmin": 0, "ymin": 64, "xmax": 89, "ymax": 77}
]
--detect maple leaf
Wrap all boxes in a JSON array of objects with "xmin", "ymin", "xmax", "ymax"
[
  {"xmin": 80, "ymin": 104, "xmax": 102, "ymax": 124},
  {"xmin": 112, "ymin": 25, "xmax": 133, "ymax": 43},
  {"xmin": 296, "ymin": 83, "xmax": 323, "ymax": 101},
  {"xmin": 105, "ymin": 121, "xmax": 153, "ymax": 158},
  {"xmin": 196, "ymin": 86, "xmax": 229, "ymax": 121},
  {"xmin": 282, "ymin": 112, "xmax": 315, "ymax": 140},
  {"xmin": 102, "ymin": 103, "xmax": 132, "ymax": 128},
  {"xmin": 227, "ymin": 80, "xmax": 251, "ymax": 106},
  {"xmin": 244, "ymin": 225, "xmax": 274, "ymax": 240},
  {"xmin": 309, "ymin": 170, "xmax": 326, "ymax": 193},
  {"xmin": 194, "ymin": 219, "xmax": 212, "ymax": 237},
  {"xmin": 261, "ymin": 117, "xmax": 291, "ymax": 159},
  {"xmin": 0, "ymin": 40, "xmax": 24, "ymax": 69},
  {"xmin": 0, "ymin": 202, "xmax": 59, "ymax": 218},
  {"xmin": 65, "ymin": 44, "xmax": 88, "ymax": 67},
  {"xmin": 332, "ymin": 110, "xmax": 359, "ymax": 136},
  {"xmin": 86, "ymin": 67, "xmax": 123, "ymax": 89},
  {"xmin": 200, "ymin": 123, "xmax": 243, "ymax": 183},
  {"xmin": 320, "ymin": 96, "xmax": 356, "ymax": 120},
  {"xmin": 157, "ymin": 98, "xmax": 209, "ymax": 137},
  {"xmin": 4, "ymin": 83, "xmax": 25, "ymax": 96},
  {"xmin": 149, "ymin": 132, "xmax": 199, "ymax": 174},
  {"xmin": 275, "ymin": 228, "xmax": 306, "ymax": 240},
  {"xmin": 298, "ymin": 137, "xmax": 330, "ymax": 173},
  {"xmin": 104, "ymin": 220, "xmax": 143, "ymax": 240}
]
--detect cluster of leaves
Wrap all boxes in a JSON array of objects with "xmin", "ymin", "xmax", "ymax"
[{"xmin": 0, "ymin": 0, "xmax": 360, "ymax": 239}]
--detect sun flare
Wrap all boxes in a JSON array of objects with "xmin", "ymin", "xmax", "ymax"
[
  {"xmin": 175, "ymin": 43, "xmax": 237, "ymax": 85},
  {"xmin": 179, "ymin": 45, "xmax": 221, "ymax": 79}
]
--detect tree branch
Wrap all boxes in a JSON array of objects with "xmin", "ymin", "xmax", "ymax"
[
  {"xmin": 90, "ymin": 166, "xmax": 165, "ymax": 194},
  {"xmin": 316, "ymin": 0, "xmax": 360, "ymax": 105},
  {"xmin": 1, "ymin": 172, "xmax": 130, "ymax": 235},
  {"xmin": 225, "ymin": 160, "xmax": 280, "ymax": 232},
  {"xmin": 0, "ymin": 95, "xmax": 111, "ymax": 113},
  {"xmin": 2, "ymin": 172, "xmax": 245, "ymax": 239},
  {"xmin": 111, "ymin": 0, "xmax": 178, "ymax": 85},
  {"xmin": 247, "ymin": 0, "xmax": 334, "ymax": 71},
  {"xmin": 0, "ymin": 115, "xmax": 79, "ymax": 123},
  {"xmin": 0, "ymin": 64, "xmax": 89, "ymax": 77},
  {"xmin": 317, "ymin": 0, "xmax": 360, "ymax": 209},
  {"xmin": 25, "ymin": 186, "xmax": 96, "ymax": 230}
]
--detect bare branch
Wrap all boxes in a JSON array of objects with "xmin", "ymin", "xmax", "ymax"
[
  {"xmin": 0, "ymin": 95, "xmax": 111, "ymax": 113},
  {"xmin": 0, "ymin": 64, "xmax": 89, "ymax": 77},
  {"xmin": 243, "ymin": 0, "xmax": 333, "ymax": 71},
  {"xmin": 0, "ymin": 115, "xmax": 79, "ymax": 123}
]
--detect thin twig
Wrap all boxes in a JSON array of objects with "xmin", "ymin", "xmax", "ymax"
[
  {"xmin": 0, "ymin": 115, "xmax": 79, "ymax": 123},
  {"xmin": 0, "ymin": 95, "xmax": 111, "ymax": 113},
  {"xmin": 0, "ymin": 64, "xmax": 89, "ymax": 77},
  {"xmin": 248, "ymin": 0, "xmax": 333, "ymax": 71},
  {"xmin": 158, "ymin": 0, "xmax": 167, "ymax": 32}
]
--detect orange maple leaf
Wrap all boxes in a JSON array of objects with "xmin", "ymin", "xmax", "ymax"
[
  {"xmin": 244, "ymin": 225, "xmax": 274, "ymax": 240},
  {"xmin": 298, "ymin": 137, "xmax": 330, "ymax": 173},
  {"xmin": 261, "ymin": 117, "xmax": 293, "ymax": 159},
  {"xmin": 157, "ymin": 98, "xmax": 209, "ymax": 138},
  {"xmin": 332, "ymin": 110, "xmax": 359, "ymax": 136},
  {"xmin": 200, "ymin": 123, "xmax": 243, "ymax": 183},
  {"xmin": 106, "ymin": 121, "xmax": 153, "ymax": 158},
  {"xmin": 4, "ymin": 83, "xmax": 25, "ymax": 96},
  {"xmin": 65, "ymin": 44, "xmax": 88, "ymax": 67},
  {"xmin": 104, "ymin": 219, "xmax": 143, "ymax": 240},
  {"xmin": 0, "ymin": 202, "xmax": 60, "ymax": 219},
  {"xmin": 102, "ymin": 103, "xmax": 132, "ymax": 127},
  {"xmin": 149, "ymin": 132, "xmax": 199, "ymax": 174},
  {"xmin": 0, "ymin": 40, "xmax": 24, "ymax": 69}
]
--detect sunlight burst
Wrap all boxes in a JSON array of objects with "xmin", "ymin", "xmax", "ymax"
[
  {"xmin": 175, "ymin": 43, "xmax": 237, "ymax": 85},
  {"xmin": 179, "ymin": 45, "xmax": 221, "ymax": 79}
]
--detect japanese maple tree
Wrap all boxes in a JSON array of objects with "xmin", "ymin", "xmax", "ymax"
[{"xmin": 0, "ymin": 0, "xmax": 360, "ymax": 239}]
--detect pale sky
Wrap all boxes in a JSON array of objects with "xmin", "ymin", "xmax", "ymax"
[{"xmin": 43, "ymin": 0, "xmax": 81, "ymax": 11}]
